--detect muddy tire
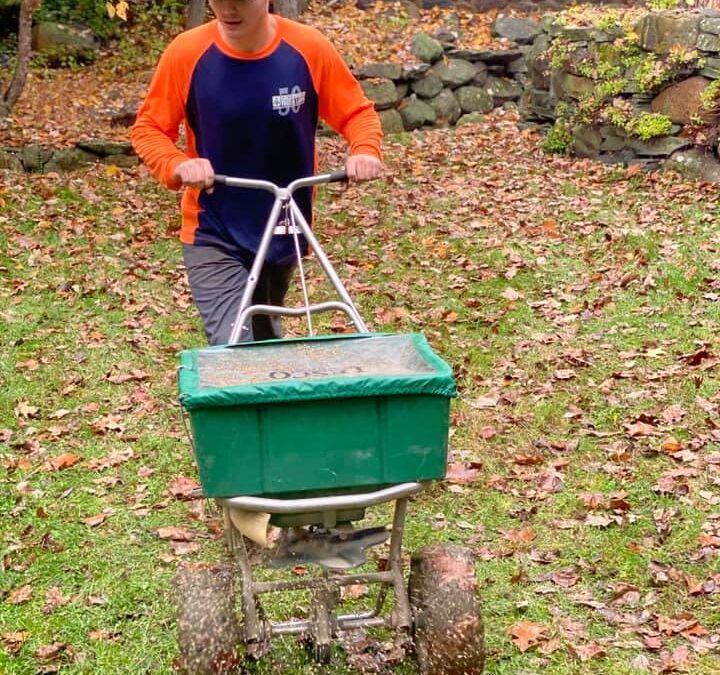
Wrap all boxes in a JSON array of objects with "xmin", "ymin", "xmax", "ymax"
[
  {"xmin": 408, "ymin": 544, "xmax": 484, "ymax": 675},
  {"xmin": 174, "ymin": 562, "xmax": 243, "ymax": 675}
]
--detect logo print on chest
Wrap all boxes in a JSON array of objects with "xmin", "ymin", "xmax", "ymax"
[{"xmin": 272, "ymin": 85, "xmax": 306, "ymax": 115}]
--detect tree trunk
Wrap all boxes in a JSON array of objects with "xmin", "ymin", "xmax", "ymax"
[
  {"xmin": 272, "ymin": 0, "xmax": 308, "ymax": 20},
  {"xmin": 185, "ymin": 0, "xmax": 207, "ymax": 29},
  {"xmin": 1, "ymin": 0, "xmax": 41, "ymax": 117}
]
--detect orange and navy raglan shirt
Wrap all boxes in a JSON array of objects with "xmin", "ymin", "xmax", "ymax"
[{"xmin": 131, "ymin": 17, "xmax": 382, "ymax": 265}]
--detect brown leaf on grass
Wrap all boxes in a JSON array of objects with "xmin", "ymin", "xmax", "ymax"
[
  {"xmin": 1, "ymin": 630, "xmax": 29, "ymax": 655},
  {"xmin": 168, "ymin": 475, "xmax": 201, "ymax": 500},
  {"xmin": 512, "ymin": 452, "xmax": 544, "ymax": 466},
  {"xmin": 83, "ymin": 513, "xmax": 108, "ymax": 527},
  {"xmin": 679, "ymin": 344, "xmax": 712, "ymax": 367},
  {"xmin": 36, "ymin": 642, "xmax": 66, "ymax": 660},
  {"xmin": 554, "ymin": 369, "xmax": 576, "ymax": 380},
  {"xmin": 445, "ymin": 462, "xmax": 482, "ymax": 485},
  {"xmin": 625, "ymin": 421, "xmax": 659, "ymax": 437},
  {"xmin": 341, "ymin": 584, "xmax": 369, "ymax": 599},
  {"xmin": 501, "ymin": 527, "xmax": 536, "ymax": 545},
  {"xmin": 14, "ymin": 400, "xmax": 39, "ymax": 418},
  {"xmin": 660, "ymin": 437, "xmax": 683, "ymax": 454},
  {"xmin": 106, "ymin": 367, "xmax": 148, "ymax": 384},
  {"xmin": 156, "ymin": 526, "xmax": 195, "ymax": 542},
  {"xmin": 550, "ymin": 568, "xmax": 580, "ymax": 588},
  {"xmin": 659, "ymin": 645, "xmax": 691, "ymax": 673},
  {"xmin": 49, "ymin": 452, "xmax": 80, "ymax": 470},
  {"xmin": 0, "ymin": 428, "xmax": 12, "ymax": 443},
  {"xmin": 43, "ymin": 587, "xmax": 71, "ymax": 614},
  {"xmin": 7, "ymin": 584, "xmax": 32, "ymax": 605},
  {"xmin": 88, "ymin": 629, "xmax": 121, "ymax": 642},
  {"xmin": 86, "ymin": 449, "xmax": 133, "ymax": 471},
  {"xmin": 570, "ymin": 641, "xmax": 606, "ymax": 662},
  {"xmin": 507, "ymin": 620, "xmax": 546, "ymax": 652},
  {"xmin": 169, "ymin": 541, "xmax": 200, "ymax": 556},
  {"xmin": 469, "ymin": 391, "xmax": 501, "ymax": 409},
  {"xmin": 480, "ymin": 425, "xmax": 496, "ymax": 439},
  {"xmin": 90, "ymin": 414, "xmax": 125, "ymax": 436}
]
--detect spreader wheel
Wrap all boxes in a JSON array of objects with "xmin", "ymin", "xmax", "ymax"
[
  {"xmin": 408, "ymin": 544, "xmax": 485, "ymax": 675},
  {"xmin": 174, "ymin": 562, "xmax": 243, "ymax": 675}
]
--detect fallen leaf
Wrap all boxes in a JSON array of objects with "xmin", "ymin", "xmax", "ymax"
[
  {"xmin": 7, "ymin": 584, "xmax": 33, "ymax": 605},
  {"xmin": 156, "ymin": 526, "xmax": 195, "ymax": 541},
  {"xmin": 507, "ymin": 620, "xmax": 546, "ymax": 652},
  {"xmin": 83, "ymin": 513, "xmax": 108, "ymax": 527},
  {"xmin": 49, "ymin": 452, "xmax": 80, "ymax": 471}
]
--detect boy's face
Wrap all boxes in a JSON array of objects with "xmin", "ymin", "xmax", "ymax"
[{"xmin": 208, "ymin": 0, "xmax": 270, "ymax": 47}]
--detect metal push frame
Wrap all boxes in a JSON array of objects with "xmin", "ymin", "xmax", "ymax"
[{"xmin": 211, "ymin": 171, "xmax": 427, "ymax": 656}]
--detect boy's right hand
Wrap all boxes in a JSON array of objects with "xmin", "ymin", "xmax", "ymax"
[{"xmin": 173, "ymin": 158, "xmax": 215, "ymax": 192}]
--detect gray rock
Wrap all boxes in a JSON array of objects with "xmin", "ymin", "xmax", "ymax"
[
  {"xmin": 526, "ymin": 34, "xmax": 551, "ymax": 91},
  {"xmin": 399, "ymin": 98, "xmax": 437, "ymax": 130},
  {"xmin": 455, "ymin": 85, "xmax": 495, "ymax": 113},
  {"xmin": 31, "ymin": 22, "xmax": 98, "ymax": 65},
  {"xmin": 551, "ymin": 71, "xmax": 596, "ymax": 101},
  {"xmin": 360, "ymin": 79, "xmax": 400, "ymax": 110},
  {"xmin": 447, "ymin": 47, "xmax": 524, "ymax": 66},
  {"xmin": 629, "ymin": 135, "xmax": 691, "ymax": 157},
  {"xmin": 411, "ymin": 33, "xmax": 444, "ymax": 64},
  {"xmin": 598, "ymin": 149, "xmax": 638, "ymax": 166},
  {"xmin": 402, "ymin": 63, "xmax": 431, "ymax": 81},
  {"xmin": 456, "ymin": 112, "xmax": 487, "ymax": 127},
  {"xmin": 411, "ymin": 72, "xmax": 444, "ymax": 98},
  {"xmin": 599, "ymin": 125, "xmax": 627, "ymax": 152},
  {"xmin": 429, "ymin": 58, "xmax": 477, "ymax": 88},
  {"xmin": 492, "ymin": 16, "xmax": 541, "ymax": 45},
  {"xmin": 636, "ymin": 13, "xmax": 699, "ymax": 55},
  {"xmin": 396, "ymin": 82, "xmax": 409, "ymax": 99},
  {"xmin": 540, "ymin": 13, "xmax": 560, "ymax": 34},
  {"xmin": 472, "ymin": 61, "xmax": 488, "ymax": 86},
  {"xmin": 666, "ymin": 147, "xmax": 720, "ymax": 182},
  {"xmin": 76, "ymin": 140, "xmax": 134, "ymax": 156},
  {"xmin": 556, "ymin": 26, "xmax": 613, "ymax": 42},
  {"xmin": 428, "ymin": 88, "xmax": 462, "ymax": 124},
  {"xmin": 101, "ymin": 154, "xmax": 139, "ymax": 169},
  {"xmin": 378, "ymin": 108, "xmax": 405, "ymax": 134},
  {"xmin": 700, "ymin": 17, "xmax": 720, "ymax": 35},
  {"xmin": 572, "ymin": 124, "xmax": 601, "ymax": 158},
  {"xmin": 484, "ymin": 75, "xmax": 523, "ymax": 104},
  {"xmin": 354, "ymin": 63, "xmax": 403, "ymax": 80},
  {"xmin": 699, "ymin": 56, "xmax": 720, "ymax": 78},
  {"xmin": 44, "ymin": 148, "xmax": 95, "ymax": 173},
  {"xmin": 0, "ymin": 149, "xmax": 23, "ymax": 172},
  {"xmin": 508, "ymin": 46, "xmax": 530, "ymax": 74},
  {"xmin": 20, "ymin": 145, "xmax": 53, "ymax": 172},
  {"xmin": 519, "ymin": 88, "xmax": 555, "ymax": 121},
  {"xmin": 698, "ymin": 32, "xmax": 720, "ymax": 52}
]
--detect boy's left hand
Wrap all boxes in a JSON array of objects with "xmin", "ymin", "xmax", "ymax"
[{"xmin": 346, "ymin": 154, "xmax": 384, "ymax": 181}]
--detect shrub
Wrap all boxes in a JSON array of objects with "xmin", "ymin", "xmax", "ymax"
[{"xmin": 543, "ymin": 121, "xmax": 573, "ymax": 154}]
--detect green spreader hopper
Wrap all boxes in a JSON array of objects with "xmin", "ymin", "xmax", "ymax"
[{"xmin": 178, "ymin": 333, "xmax": 456, "ymax": 499}]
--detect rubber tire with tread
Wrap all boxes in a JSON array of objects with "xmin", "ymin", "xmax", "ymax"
[
  {"xmin": 174, "ymin": 562, "xmax": 243, "ymax": 675},
  {"xmin": 408, "ymin": 544, "xmax": 485, "ymax": 675}
]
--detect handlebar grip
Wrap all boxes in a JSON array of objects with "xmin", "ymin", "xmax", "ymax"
[{"xmin": 327, "ymin": 169, "xmax": 348, "ymax": 183}]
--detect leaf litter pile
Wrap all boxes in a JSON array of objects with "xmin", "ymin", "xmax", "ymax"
[{"xmin": 2, "ymin": 3, "xmax": 720, "ymax": 675}]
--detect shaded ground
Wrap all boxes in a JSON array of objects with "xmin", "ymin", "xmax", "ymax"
[{"xmin": 2, "ymin": 2, "xmax": 720, "ymax": 674}]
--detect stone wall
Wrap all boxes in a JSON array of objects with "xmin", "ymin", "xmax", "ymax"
[
  {"xmin": 521, "ymin": 7, "xmax": 720, "ymax": 178},
  {"xmin": 354, "ymin": 7, "xmax": 720, "ymax": 179}
]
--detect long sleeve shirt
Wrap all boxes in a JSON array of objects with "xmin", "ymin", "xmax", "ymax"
[{"xmin": 131, "ymin": 16, "xmax": 382, "ymax": 264}]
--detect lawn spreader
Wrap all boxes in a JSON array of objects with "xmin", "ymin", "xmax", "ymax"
[{"xmin": 175, "ymin": 171, "xmax": 484, "ymax": 674}]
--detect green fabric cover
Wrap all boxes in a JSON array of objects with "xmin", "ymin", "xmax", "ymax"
[{"xmin": 178, "ymin": 333, "xmax": 456, "ymax": 410}]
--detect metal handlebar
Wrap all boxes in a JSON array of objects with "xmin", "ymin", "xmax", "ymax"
[{"xmin": 213, "ymin": 169, "xmax": 348, "ymax": 196}]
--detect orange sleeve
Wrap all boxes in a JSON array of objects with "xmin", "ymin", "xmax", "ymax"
[
  {"xmin": 131, "ymin": 29, "xmax": 209, "ymax": 189},
  {"xmin": 283, "ymin": 22, "xmax": 382, "ymax": 160}
]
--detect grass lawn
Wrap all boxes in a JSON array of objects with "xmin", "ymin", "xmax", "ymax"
[{"xmin": 2, "ymin": 118, "xmax": 720, "ymax": 674}]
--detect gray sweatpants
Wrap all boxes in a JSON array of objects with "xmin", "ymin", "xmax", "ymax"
[{"xmin": 182, "ymin": 244, "xmax": 295, "ymax": 346}]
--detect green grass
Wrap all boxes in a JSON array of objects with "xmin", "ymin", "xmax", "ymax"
[{"xmin": 2, "ymin": 124, "xmax": 720, "ymax": 674}]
